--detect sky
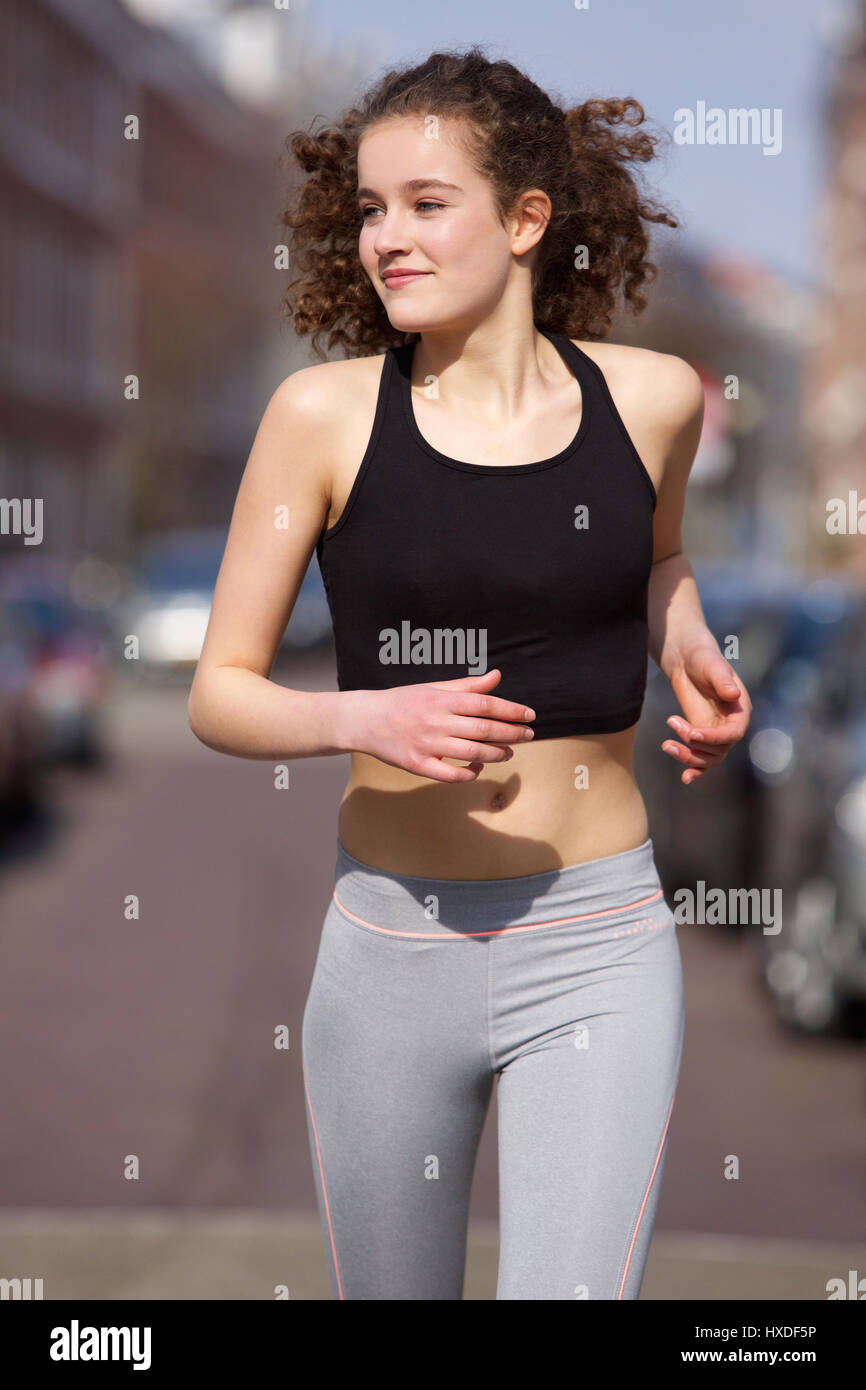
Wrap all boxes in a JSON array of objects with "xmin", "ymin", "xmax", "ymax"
[{"xmin": 122, "ymin": 0, "xmax": 863, "ymax": 287}]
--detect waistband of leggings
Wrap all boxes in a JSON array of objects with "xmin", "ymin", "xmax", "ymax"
[{"xmin": 332, "ymin": 836, "xmax": 664, "ymax": 936}]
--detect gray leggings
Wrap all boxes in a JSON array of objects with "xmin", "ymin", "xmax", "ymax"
[{"xmin": 301, "ymin": 836, "xmax": 685, "ymax": 1300}]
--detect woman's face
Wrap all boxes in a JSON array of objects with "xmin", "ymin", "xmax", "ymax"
[{"xmin": 356, "ymin": 116, "xmax": 517, "ymax": 334}]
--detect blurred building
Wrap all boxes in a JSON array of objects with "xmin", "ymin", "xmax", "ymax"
[
  {"xmin": 0, "ymin": 0, "xmax": 278, "ymax": 566},
  {"xmin": 701, "ymin": 253, "xmax": 815, "ymax": 573},
  {"xmin": 616, "ymin": 245, "xmax": 814, "ymax": 573},
  {"xmin": 803, "ymin": 0, "xmax": 866, "ymax": 574}
]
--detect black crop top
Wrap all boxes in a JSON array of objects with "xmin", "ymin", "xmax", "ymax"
[{"xmin": 315, "ymin": 327, "xmax": 657, "ymax": 740}]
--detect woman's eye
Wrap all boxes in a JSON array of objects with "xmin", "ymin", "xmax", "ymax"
[{"xmin": 360, "ymin": 201, "xmax": 443, "ymax": 220}]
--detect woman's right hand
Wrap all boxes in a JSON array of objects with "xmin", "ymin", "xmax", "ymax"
[{"xmin": 340, "ymin": 668, "xmax": 536, "ymax": 783}]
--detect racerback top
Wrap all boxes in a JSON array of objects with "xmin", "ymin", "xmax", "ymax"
[{"xmin": 315, "ymin": 326, "xmax": 657, "ymax": 740}]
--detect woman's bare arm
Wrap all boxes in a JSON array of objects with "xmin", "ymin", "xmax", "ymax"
[
  {"xmin": 187, "ymin": 365, "xmax": 359, "ymax": 760},
  {"xmin": 644, "ymin": 354, "xmax": 713, "ymax": 676},
  {"xmin": 641, "ymin": 354, "xmax": 751, "ymax": 780}
]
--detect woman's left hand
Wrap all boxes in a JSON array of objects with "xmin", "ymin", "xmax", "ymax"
[{"xmin": 662, "ymin": 646, "xmax": 752, "ymax": 785}]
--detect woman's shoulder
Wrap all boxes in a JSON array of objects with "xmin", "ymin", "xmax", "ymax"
[
  {"xmin": 275, "ymin": 350, "xmax": 389, "ymax": 416},
  {"xmin": 264, "ymin": 353, "xmax": 390, "ymax": 514},
  {"xmin": 570, "ymin": 337, "xmax": 704, "ymax": 431}
]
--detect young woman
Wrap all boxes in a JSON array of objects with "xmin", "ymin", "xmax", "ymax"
[{"xmin": 188, "ymin": 48, "xmax": 751, "ymax": 1300}]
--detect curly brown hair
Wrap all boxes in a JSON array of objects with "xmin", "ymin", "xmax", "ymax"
[{"xmin": 279, "ymin": 45, "xmax": 678, "ymax": 360}]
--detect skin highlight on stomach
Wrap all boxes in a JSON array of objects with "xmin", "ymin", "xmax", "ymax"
[{"xmin": 337, "ymin": 725, "xmax": 650, "ymax": 879}]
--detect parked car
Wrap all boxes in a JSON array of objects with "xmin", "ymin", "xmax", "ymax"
[
  {"xmin": 0, "ymin": 597, "xmax": 42, "ymax": 821},
  {"xmin": 119, "ymin": 526, "xmax": 331, "ymax": 679},
  {"xmin": 0, "ymin": 558, "xmax": 112, "ymax": 767},
  {"xmin": 753, "ymin": 588, "xmax": 866, "ymax": 1035}
]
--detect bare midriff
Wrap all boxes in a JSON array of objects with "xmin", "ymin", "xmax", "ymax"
[{"xmin": 337, "ymin": 729, "xmax": 649, "ymax": 879}]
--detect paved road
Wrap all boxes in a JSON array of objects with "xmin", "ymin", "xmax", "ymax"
[{"xmin": 0, "ymin": 650, "xmax": 863, "ymax": 1254}]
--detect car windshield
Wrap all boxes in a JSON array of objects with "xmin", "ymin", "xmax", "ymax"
[
  {"xmin": 5, "ymin": 596, "xmax": 71, "ymax": 638},
  {"xmin": 134, "ymin": 533, "xmax": 323, "ymax": 596},
  {"xmin": 136, "ymin": 535, "xmax": 227, "ymax": 594},
  {"xmin": 776, "ymin": 606, "xmax": 850, "ymax": 663},
  {"xmin": 694, "ymin": 574, "xmax": 853, "ymax": 689}
]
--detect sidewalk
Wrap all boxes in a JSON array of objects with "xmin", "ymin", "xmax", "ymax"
[{"xmin": 1, "ymin": 1211, "xmax": 862, "ymax": 1299}]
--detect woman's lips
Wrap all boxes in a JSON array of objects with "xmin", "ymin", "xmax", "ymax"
[{"xmin": 383, "ymin": 272, "xmax": 430, "ymax": 288}]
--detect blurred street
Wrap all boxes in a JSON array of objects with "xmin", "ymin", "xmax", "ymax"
[{"xmin": 0, "ymin": 650, "xmax": 864, "ymax": 1298}]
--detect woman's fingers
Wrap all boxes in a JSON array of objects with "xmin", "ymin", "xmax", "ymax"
[
  {"xmin": 413, "ymin": 756, "xmax": 485, "ymax": 782},
  {"xmin": 446, "ymin": 713, "xmax": 535, "ymax": 745},
  {"xmin": 662, "ymin": 738, "xmax": 724, "ymax": 766},
  {"xmin": 436, "ymin": 737, "xmax": 516, "ymax": 764},
  {"xmin": 446, "ymin": 684, "xmax": 537, "ymax": 731}
]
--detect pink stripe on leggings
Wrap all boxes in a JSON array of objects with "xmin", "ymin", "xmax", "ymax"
[
  {"xmin": 332, "ymin": 887, "xmax": 665, "ymax": 939},
  {"xmin": 302, "ymin": 1056, "xmax": 344, "ymax": 1299},
  {"xmin": 616, "ymin": 1080, "xmax": 679, "ymax": 1299}
]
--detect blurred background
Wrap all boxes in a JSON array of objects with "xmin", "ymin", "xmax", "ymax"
[{"xmin": 0, "ymin": 0, "xmax": 865, "ymax": 1300}]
